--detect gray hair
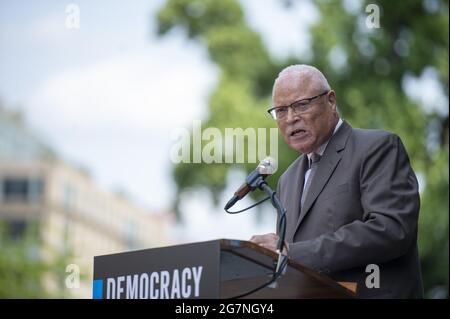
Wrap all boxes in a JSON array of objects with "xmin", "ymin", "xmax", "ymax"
[{"xmin": 273, "ymin": 64, "xmax": 331, "ymax": 94}]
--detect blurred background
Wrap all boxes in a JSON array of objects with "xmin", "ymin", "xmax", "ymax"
[{"xmin": 0, "ymin": 0, "xmax": 448, "ymax": 298}]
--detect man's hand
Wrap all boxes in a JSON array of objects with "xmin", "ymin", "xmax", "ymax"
[{"xmin": 250, "ymin": 233, "xmax": 288, "ymax": 255}]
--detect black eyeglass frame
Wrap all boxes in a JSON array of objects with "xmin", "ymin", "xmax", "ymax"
[{"xmin": 267, "ymin": 90, "xmax": 330, "ymax": 120}]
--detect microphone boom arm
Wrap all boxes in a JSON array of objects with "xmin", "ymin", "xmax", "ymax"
[{"xmin": 255, "ymin": 179, "xmax": 287, "ymax": 255}]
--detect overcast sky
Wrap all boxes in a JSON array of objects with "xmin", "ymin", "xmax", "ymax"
[
  {"xmin": 0, "ymin": 0, "xmax": 319, "ymax": 242},
  {"xmin": 0, "ymin": 0, "xmax": 445, "ymax": 242}
]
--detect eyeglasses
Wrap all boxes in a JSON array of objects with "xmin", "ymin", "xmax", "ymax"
[{"xmin": 267, "ymin": 91, "xmax": 329, "ymax": 121}]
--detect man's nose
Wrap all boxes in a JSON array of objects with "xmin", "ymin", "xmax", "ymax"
[{"xmin": 286, "ymin": 106, "xmax": 299, "ymax": 123}]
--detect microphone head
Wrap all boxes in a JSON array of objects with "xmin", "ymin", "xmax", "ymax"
[{"xmin": 257, "ymin": 156, "xmax": 278, "ymax": 175}]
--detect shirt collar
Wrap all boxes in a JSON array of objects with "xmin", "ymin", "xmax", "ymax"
[{"xmin": 307, "ymin": 118, "xmax": 343, "ymax": 161}]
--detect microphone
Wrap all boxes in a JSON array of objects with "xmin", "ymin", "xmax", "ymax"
[{"xmin": 224, "ymin": 157, "xmax": 277, "ymax": 210}]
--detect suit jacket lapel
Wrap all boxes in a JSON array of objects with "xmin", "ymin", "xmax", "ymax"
[
  {"xmin": 285, "ymin": 155, "xmax": 308, "ymax": 243},
  {"xmin": 292, "ymin": 121, "xmax": 352, "ymax": 237}
]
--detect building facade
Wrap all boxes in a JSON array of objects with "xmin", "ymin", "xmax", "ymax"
[{"xmin": 0, "ymin": 107, "xmax": 174, "ymax": 298}]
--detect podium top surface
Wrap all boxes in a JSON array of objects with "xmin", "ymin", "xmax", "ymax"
[{"xmin": 219, "ymin": 239, "xmax": 356, "ymax": 298}]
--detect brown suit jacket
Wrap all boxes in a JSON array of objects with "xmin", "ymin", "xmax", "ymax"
[{"xmin": 277, "ymin": 121, "xmax": 423, "ymax": 298}]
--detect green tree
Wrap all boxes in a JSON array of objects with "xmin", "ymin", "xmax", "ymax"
[
  {"xmin": 0, "ymin": 221, "xmax": 69, "ymax": 298},
  {"xmin": 156, "ymin": 0, "xmax": 448, "ymax": 297}
]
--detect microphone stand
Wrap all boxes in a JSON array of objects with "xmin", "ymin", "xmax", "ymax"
[
  {"xmin": 255, "ymin": 179, "xmax": 288, "ymax": 276},
  {"xmin": 224, "ymin": 173, "xmax": 288, "ymax": 298}
]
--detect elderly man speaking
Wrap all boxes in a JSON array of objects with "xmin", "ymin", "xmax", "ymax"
[{"xmin": 250, "ymin": 65, "xmax": 423, "ymax": 298}]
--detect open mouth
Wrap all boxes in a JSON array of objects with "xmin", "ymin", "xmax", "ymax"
[{"xmin": 290, "ymin": 128, "xmax": 306, "ymax": 137}]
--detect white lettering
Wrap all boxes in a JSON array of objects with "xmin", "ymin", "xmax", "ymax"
[
  {"xmin": 365, "ymin": 4, "xmax": 380, "ymax": 29},
  {"xmin": 103, "ymin": 266, "xmax": 204, "ymax": 299},
  {"xmin": 160, "ymin": 270, "xmax": 170, "ymax": 299},
  {"xmin": 169, "ymin": 120, "xmax": 279, "ymax": 164},
  {"xmin": 177, "ymin": 303, "xmax": 209, "ymax": 316},
  {"xmin": 65, "ymin": 264, "xmax": 80, "ymax": 289},
  {"xmin": 192, "ymin": 266, "xmax": 203, "ymax": 297},
  {"xmin": 202, "ymin": 127, "xmax": 223, "ymax": 163},
  {"xmin": 106, "ymin": 278, "xmax": 115, "ymax": 299},
  {"xmin": 139, "ymin": 273, "xmax": 149, "ymax": 299},
  {"xmin": 65, "ymin": 4, "xmax": 80, "ymax": 29},
  {"xmin": 192, "ymin": 120, "xmax": 202, "ymax": 163},
  {"xmin": 365, "ymin": 264, "xmax": 380, "ymax": 288},
  {"xmin": 117, "ymin": 276, "xmax": 125, "ymax": 299},
  {"xmin": 171, "ymin": 269, "xmax": 181, "ymax": 299},
  {"xmin": 149, "ymin": 271, "xmax": 159, "ymax": 299},
  {"xmin": 170, "ymin": 128, "xmax": 191, "ymax": 163},
  {"xmin": 126, "ymin": 274, "xmax": 138, "ymax": 299},
  {"xmin": 181, "ymin": 268, "xmax": 192, "ymax": 298}
]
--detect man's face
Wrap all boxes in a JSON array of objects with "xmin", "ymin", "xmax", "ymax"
[{"xmin": 273, "ymin": 76, "xmax": 337, "ymax": 154}]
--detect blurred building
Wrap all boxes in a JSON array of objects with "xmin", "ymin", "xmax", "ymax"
[{"xmin": 0, "ymin": 106, "xmax": 175, "ymax": 298}]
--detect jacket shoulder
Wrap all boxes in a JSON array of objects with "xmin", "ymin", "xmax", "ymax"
[
  {"xmin": 352, "ymin": 127, "xmax": 397, "ymax": 140},
  {"xmin": 351, "ymin": 127, "xmax": 401, "ymax": 148}
]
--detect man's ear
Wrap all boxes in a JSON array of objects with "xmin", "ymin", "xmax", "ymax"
[
  {"xmin": 327, "ymin": 90, "xmax": 337, "ymax": 110},
  {"xmin": 327, "ymin": 90, "xmax": 336, "ymax": 105}
]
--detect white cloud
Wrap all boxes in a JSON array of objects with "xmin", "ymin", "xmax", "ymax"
[
  {"xmin": 173, "ymin": 187, "xmax": 277, "ymax": 243},
  {"xmin": 25, "ymin": 39, "xmax": 218, "ymax": 210},
  {"xmin": 2, "ymin": 0, "xmax": 309, "ymax": 241},
  {"xmin": 29, "ymin": 12, "xmax": 69, "ymax": 43},
  {"xmin": 28, "ymin": 43, "xmax": 217, "ymax": 132},
  {"xmin": 403, "ymin": 67, "xmax": 449, "ymax": 116},
  {"xmin": 241, "ymin": 0, "xmax": 319, "ymax": 60}
]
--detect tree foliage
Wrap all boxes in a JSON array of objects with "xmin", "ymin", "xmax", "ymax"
[
  {"xmin": 156, "ymin": 0, "xmax": 449, "ymax": 297},
  {"xmin": 0, "ymin": 222, "xmax": 68, "ymax": 298}
]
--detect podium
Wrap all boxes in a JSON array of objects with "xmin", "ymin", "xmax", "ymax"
[{"xmin": 92, "ymin": 239, "xmax": 356, "ymax": 299}]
